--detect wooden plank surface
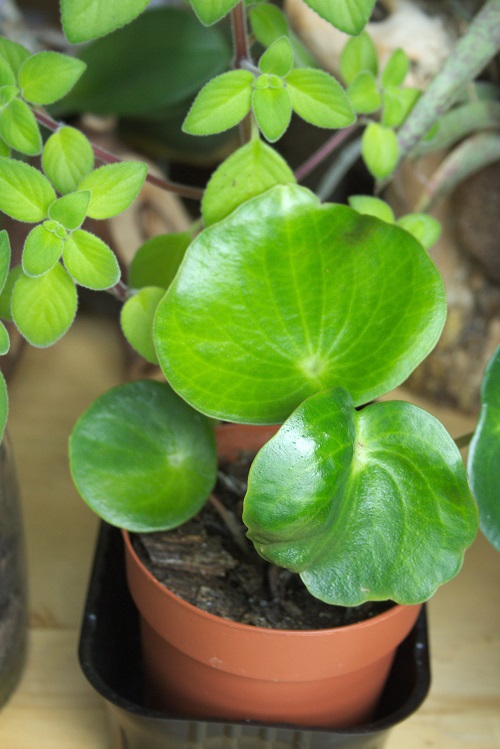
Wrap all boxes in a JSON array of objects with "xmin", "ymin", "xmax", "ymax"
[{"xmin": 0, "ymin": 314, "xmax": 498, "ymax": 748}]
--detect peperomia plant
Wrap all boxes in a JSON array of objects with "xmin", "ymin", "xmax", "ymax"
[{"xmin": 0, "ymin": 0, "xmax": 498, "ymax": 608}]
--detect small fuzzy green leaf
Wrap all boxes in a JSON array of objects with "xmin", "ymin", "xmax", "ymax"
[
  {"xmin": 0, "ymin": 58, "xmax": 16, "ymax": 88},
  {"xmin": 202, "ymin": 139, "xmax": 295, "ymax": 225},
  {"xmin": 61, "ymin": 0, "xmax": 151, "ymax": 43},
  {"xmin": 0, "ymin": 99, "xmax": 42, "ymax": 156},
  {"xmin": 244, "ymin": 388, "xmax": 478, "ymax": 605},
  {"xmin": 129, "ymin": 232, "xmax": 191, "ymax": 290},
  {"xmin": 0, "ymin": 39, "xmax": 30, "ymax": 76},
  {"xmin": 69, "ymin": 380, "xmax": 217, "ymax": 532},
  {"xmin": 259, "ymin": 36, "xmax": 294, "ymax": 78},
  {"xmin": 0, "ymin": 139, "xmax": 10, "ymax": 158},
  {"xmin": 12, "ymin": 263, "xmax": 77, "ymax": 347},
  {"xmin": 303, "ymin": 0, "xmax": 376, "ymax": 35},
  {"xmin": 19, "ymin": 51, "xmax": 86, "ymax": 106},
  {"xmin": 0, "ymin": 85, "xmax": 19, "ymax": 108},
  {"xmin": 42, "ymin": 127, "xmax": 95, "ymax": 195},
  {"xmin": 0, "ymin": 230, "xmax": 10, "ymax": 294},
  {"xmin": 362, "ymin": 122, "xmax": 399, "ymax": 179},
  {"xmin": 397, "ymin": 213, "xmax": 441, "ymax": 250},
  {"xmin": 0, "ymin": 266, "xmax": 22, "ymax": 322},
  {"xmin": 286, "ymin": 69, "xmax": 355, "ymax": 129},
  {"xmin": 468, "ymin": 345, "xmax": 500, "ymax": 552},
  {"xmin": 0, "ymin": 320, "xmax": 9, "ymax": 355},
  {"xmin": 121, "ymin": 286, "xmax": 164, "ymax": 364},
  {"xmin": 0, "ymin": 157, "xmax": 56, "ymax": 222},
  {"xmin": 63, "ymin": 230, "xmax": 120, "ymax": 290},
  {"xmin": 348, "ymin": 194, "xmax": 394, "ymax": 223},
  {"xmin": 340, "ymin": 31, "xmax": 378, "ymax": 85},
  {"xmin": 183, "ymin": 70, "xmax": 254, "ymax": 136},
  {"xmin": 382, "ymin": 86, "xmax": 420, "ymax": 128},
  {"xmin": 190, "ymin": 0, "xmax": 238, "ymax": 25},
  {"xmin": 381, "ymin": 48, "xmax": 409, "ymax": 88},
  {"xmin": 22, "ymin": 224, "xmax": 64, "ymax": 277},
  {"xmin": 48, "ymin": 190, "xmax": 91, "ymax": 231},
  {"xmin": 0, "ymin": 370, "xmax": 7, "ymax": 443},
  {"xmin": 347, "ymin": 70, "xmax": 381, "ymax": 114},
  {"xmin": 252, "ymin": 84, "xmax": 292, "ymax": 143},
  {"xmin": 78, "ymin": 162, "xmax": 147, "ymax": 220},
  {"xmin": 250, "ymin": 4, "xmax": 289, "ymax": 47}
]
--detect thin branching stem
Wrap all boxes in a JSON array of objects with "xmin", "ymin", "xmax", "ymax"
[
  {"xmin": 231, "ymin": 1, "xmax": 253, "ymax": 145},
  {"xmin": 294, "ymin": 124, "xmax": 359, "ymax": 183}
]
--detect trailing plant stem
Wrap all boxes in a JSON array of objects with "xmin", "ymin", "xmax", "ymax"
[{"xmin": 294, "ymin": 124, "xmax": 358, "ymax": 182}]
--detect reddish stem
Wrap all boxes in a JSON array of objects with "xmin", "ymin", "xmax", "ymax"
[{"xmin": 294, "ymin": 124, "xmax": 358, "ymax": 183}]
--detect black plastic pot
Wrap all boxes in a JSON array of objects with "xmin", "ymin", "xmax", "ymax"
[{"xmin": 79, "ymin": 523, "xmax": 431, "ymax": 749}]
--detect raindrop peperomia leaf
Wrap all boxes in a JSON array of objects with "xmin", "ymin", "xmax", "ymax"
[
  {"xmin": 69, "ymin": 379, "xmax": 217, "ymax": 532},
  {"xmin": 61, "ymin": 0, "xmax": 151, "ymax": 43},
  {"xmin": 129, "ymin": 232, "xmax": 191, "ymax": 290},
  {"xmin": 42, "ymin": 127, "xmax": 95, "ymax": 195},
  {"xmin": 63, "ymin": 230, "xmax": 120, "ymax": 290},
  {"xmin": 0, "ymin": 369, "xmax": 7, "ymax": 443},
  {"xmin": 468, "ymin": 345, "xmax": 500, "ymax": 552},
  {"xmin": 243, "ymin": 388, "xmax": 478, "ymax": 605},
  {"xmin": 0, "ymin": 99, "xmax": 42, "ymax": 156},
  {"xmin": 19, "ymin": 51, "xmax": 86, "ymax": 105},
  {"xmin": 202, "ymin": 139, "xmax": 295, "ymax": 226},
  {"xmin": 303, "ymin": 0, "xmax": 376, "ymax": 36},
  {"xmin": 78, "ymin": 162, "xmax": 147, "ymax": 220},
  {"xmin": 0, "ymin": 158, "xmax": 55, "ymax": 222},
  {"xmin": 11, "ymin": 263, "xmax": 77, "ymax": 347},
  {"xmin": 121, "ymin": 286, "xmax": 165, "ymax": 364},
  {"xmin": 155, "ymin": 185, "xmax": 446, "ymax": 424},
  {"xmin": 22, "ymin": 224, "xmax": 64, "ymax": 277}
]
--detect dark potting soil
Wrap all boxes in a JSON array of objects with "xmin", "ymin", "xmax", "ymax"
[{"xmin": 134, "ymin": 451, "xmax": 394, "ymax": 631}]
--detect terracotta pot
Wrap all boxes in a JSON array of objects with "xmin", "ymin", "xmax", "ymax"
[{"xmin": 123, "ymin": 423, "xmax": 422, "ymax": 729}]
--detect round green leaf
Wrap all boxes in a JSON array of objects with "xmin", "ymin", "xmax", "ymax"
[
  {"xmin": 121, "ymin": 286, "xmax": 164, "ymax": 364},
  {"xmin": 19, "ymin": 51, "xmax": 86, "ymax": 105},
  {"xmin": 259, "ymin": 36, "xmax": 294, "ymax": 78},
  {"xmin": 202, "ymin": 139, "xmax": 295, "ymax": 226},
  {"xmin": 0, "ymin": 39, "xmax": 30, "ymax": 77},
  {"xmin": 348, "ymin": 194, "xmax": 394, "ymax": 223},
  {"xmin": 63, "ymin": 230, "xmax": 120, "ymax": 290},
  {"xmin": 0, "ymin": 266, "xmax": 22, "ymax": 322},
  {"xmin": 61, "ymin": 0, "xmax": 151, "ymax": 43},
  {"xmin": 22, "ymin": 224, "xmax": 64, "ymax": 277},
  {"xmin": 183, "ymin": 70, "xmax": 254, "ymax": 136},
  {"xmin": 154, "ymin": 185, "xmax": 446, "ymax": 424},
  {"xmin": 286, "ymin": 68, "xmax": 355, "ymax": 129},
  {"xmin": 250, "ymin": 4, "xmax": 289, "ymax": 47},
  {"xmin": 190, "ymin": 0, "xmax": 239, "ymax": 26},
  {"xmin": 0, "ymin": 157, "xmax": 56, "ymax": 222},
  {"xmin": 397, "ymin": 213, "xmax": 441, "ymax": 250},
  {"xmin": 304, "ymin": 0, "xmax": 376, "ymax": 36},
  {"xmin": 12, "ymin": 263, "xmax": 77, "ymax": 347},
  {"xmin": 78, "ymin": 162, "xmax": 147, "ymax": 220},
  {"xmin": 48, "ymin": 190, "xmax": 91, "ymax": 230},
  {"xmin": 340, "ymin": 30, "xmax": 378, "ymax": 85},
  {"xmin": 347, "ymin": 71, "xmax": 381, "ymax": 115},
  {"xmin": 468, "ymin": 345, "xmax": 500, "ymax": 552},
  {"xmin": 252, "ymin": 85, "xmax": 292, "ymax": 143},
  {"xmin": 381, "ymin": 48, "xmax": 409, "ymax": 89},
  {"xmin": 0, "ymin": 99, "xmax": 42, "ymax": 156},
  {"xmin": 244, "ymin": 388, "xmax": 478, "ymax": 605},
  {"xmin": 129, "ymin": 232, "xmax": 191, "ymax": 290},
  {"xmin": 362, "ymin": 122, "xmax": 399, "ymax": 179},
  {"xmin": 69, "ymin": 379, "xmax": 217, "ymax": 532},
  {"xmin": 42, "ymin": 127, "xmax": 95, "ymax": 195},
  {"xmin": 0, "ymin": 369, "xmax": 8, "ymax": 443},
  {"xmin": 0, "ymin": 230, "xmax": 10, "ymax": 294}
]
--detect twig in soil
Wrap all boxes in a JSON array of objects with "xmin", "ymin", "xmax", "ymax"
[{"xmin": 209, "ymin": 493, "xmax": 250, "ymax": 556}]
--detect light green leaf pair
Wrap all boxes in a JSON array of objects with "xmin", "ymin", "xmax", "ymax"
[
  {"xmin": 69, "ymin": 380, "xmax": 217, "ymax": 532},
  {"xmin": 468, "ymin": 345, "xmax": 500, "ymax": 552},
  {"xmin": 348, "ymin": 195, "xmax": 441, "ymax": 249},
  {"xmin": 244, "ymin": 388, "xmax": 478, "ymax": 606},
  {"xmin": 155, "ymin": 185, "xmax": 446, "ymax": 424}
]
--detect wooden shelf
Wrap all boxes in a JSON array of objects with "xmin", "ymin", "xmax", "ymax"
[{"xmin": 0, "ymin": 315, "xmax": 498, "ymax": 748}]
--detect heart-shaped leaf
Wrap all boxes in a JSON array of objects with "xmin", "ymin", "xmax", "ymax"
[
  {"xmin": 12, "ymin": 263, "xmax": 77, "ymax": 347},
  {"xmin": 468, "ymin": 345, "xmax": 500, "ymax": 552},
  {"xmin": 61, "ymin": 0, "xmax": 151, "ymax": 43},
  {"xmin": 22, "ymin": 224, "xmax": 64, "ymax": 277},
  {"xmin": 42, "ymin": 127, "xmax": 95, "ymax": 195},
  {"xmin": 0, "ymin": 157, "xmax": 55, "ymax": 222},
  {"xmin": 155, "ymin": 185, "xmax": 446, "ymax": 424},
  {"xmin": 19, "ymin": 51, "xmax": 86, "ymax": 105},
  {"xmin": 0, "ymin": 99, "xmax": 42, "ymax": 156},
  {"xmin": 286, "ymin": 69, "xmax": 355, "ymax": 129},
  {"xmin": 129, "ymin": 232, "xmax": 191, "ymax": 290},
  {"xmin": 303, "ymin": 0, "xmax": 376, "ymax": 36},
  {"xmin": 78, "ymin": 162, "xmax": 147, "ymax": 219},
  {"xmin": 121, "ymin": 286, "xmax": 165, "ymax": 364},
  {"xmin": 244, "ymin": 388, "xmax": 478, "ymax": 605},
  {"xmin": 69, "ymin": 380, "xmax": 217, "ymax": 532},
  {"xmin": 63, "ymin": 230, "xmax": 120, "ymax": 290}
]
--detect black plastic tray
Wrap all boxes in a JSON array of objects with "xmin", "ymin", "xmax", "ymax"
[{"xmin": 79, "ymin": 523, "xmax": 431, "ymax": 749}]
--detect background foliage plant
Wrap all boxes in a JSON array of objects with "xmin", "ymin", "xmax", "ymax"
[{"xmin": 0, "ymin": 0, "xmax": 498, "ymax": 610}]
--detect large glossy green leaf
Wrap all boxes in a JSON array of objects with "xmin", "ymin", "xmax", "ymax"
[
  {"xmin": 55, "ymin": 8, "xmax": 231, "ymax": 118},
  {"xmin": 0, "ymin": 369, "xmax": 7, "ymax": 443},
  {"xmin": 0, "ymin": 158, "xmax": 55, "ymax": 222},
  {"xmin": 244, "ymin": 388, "xmax": 478, "ymax": 605},
  {"xmin": 69, "ymin": 380, "xmax": 217, "ymax": 532},
  {"xmin": 468, "ymin": 345, "xmax": 500, "ymax": 551},
  {"xmin": 202, "ymin": 139, "xmax": 296, "ymax": 226},
  {"xmin": 61, "ymin": 0, "xmax": 151, "ymax": 43},
  {"xmin": 155, "ymin": 185, "xmax": 446, "ymax": 424},
  {"xmin": 11, "ymin": 263, "xmax": 77, "ymax": 347},
  {"xmin": 303, "ymin": 0, "xmax": 376, "ymax": 35},
  {"xmin": 42, "ymin": 127, "xmax": 95, "ymax": 195}
]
